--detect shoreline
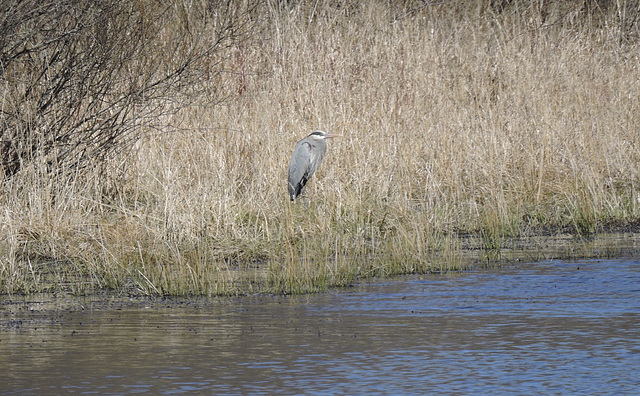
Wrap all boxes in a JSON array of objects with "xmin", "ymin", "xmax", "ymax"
[{"xmin": 2, "ymin": 230, "xmax": 639, "ymax": 301}]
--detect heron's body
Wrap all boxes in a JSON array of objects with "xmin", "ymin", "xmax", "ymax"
[{"xmin": 287, "ymin": 130, "xmax": 338, "ymax": 201}]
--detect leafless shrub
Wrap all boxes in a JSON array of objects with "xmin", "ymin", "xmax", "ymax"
[{"xmin": 0, "ymin": 0, "xmax": 256, "ymax": 179}]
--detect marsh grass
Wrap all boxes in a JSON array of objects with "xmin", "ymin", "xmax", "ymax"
[{"xmin": 2, "ymin": 1, "xmax": 640, "ymax": 295}]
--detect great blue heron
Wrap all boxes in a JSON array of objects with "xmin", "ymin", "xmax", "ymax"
[{"xmin": 287, "ymin": 130, "xmax": 339, "ymax": 201}]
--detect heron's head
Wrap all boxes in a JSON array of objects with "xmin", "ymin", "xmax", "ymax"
[{"xmin": 308, "ymin": 130, "xmax": 340, "ymax": 140}]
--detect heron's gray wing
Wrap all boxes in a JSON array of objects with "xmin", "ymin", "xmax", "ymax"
[
  {"xmin": 288, "ymin": 140, "xmax": 312, "ymax": 199},
  {"xmin": 307, "ymin": 139, "xmax": 327, "ymax": 177}
]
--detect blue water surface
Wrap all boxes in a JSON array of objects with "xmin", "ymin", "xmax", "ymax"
[{"xmin": 2, "ymin": 258, "xmax": 640, "ymax": 394}]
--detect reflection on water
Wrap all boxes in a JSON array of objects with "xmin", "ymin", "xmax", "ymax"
[{"xmin": 2, "ymin": 258, "xmax": 640, "ymax": 394}]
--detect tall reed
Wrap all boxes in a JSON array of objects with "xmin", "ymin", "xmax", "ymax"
[{"xmin": 2, "ymin": 1, "xmax": 640, "ymax": 295}]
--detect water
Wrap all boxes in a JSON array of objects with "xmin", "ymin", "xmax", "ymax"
[{"xmin": 2, "ymin": 258, "xmax": 640, "ymax": 394}]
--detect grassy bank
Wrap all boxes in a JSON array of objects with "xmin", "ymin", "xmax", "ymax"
[{"xmin": 2, "ymin": 1, "xmax": 640, "ymax": 295}]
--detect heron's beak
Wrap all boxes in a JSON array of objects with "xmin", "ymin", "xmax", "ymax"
[{"xmin": 325, "ymin": 133, "xmax": 340, "ymax": 139}]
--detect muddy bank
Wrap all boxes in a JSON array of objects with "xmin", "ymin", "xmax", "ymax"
[
  {"xmin": 457, "ymin": 231, "xmax": 640, "ymax": 264},
  {"xmin": 2, "ymin": 232, "xmax": 640, "ymax": 312}
]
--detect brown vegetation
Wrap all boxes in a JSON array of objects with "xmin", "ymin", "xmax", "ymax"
[{"xmin": 1, "ymin": 1, "xmax": 640, "ymax": 295}]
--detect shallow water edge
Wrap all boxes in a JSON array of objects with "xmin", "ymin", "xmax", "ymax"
[
  {"xmin": 3, "ymin": 231, "xmax": 640, "ymax": 304},
  {"xmin": 0, "ymin": 232, "xmax": 639, "ymax": 318}
]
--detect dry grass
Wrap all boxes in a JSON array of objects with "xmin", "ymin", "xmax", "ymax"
[{"xmin": 2, "ymin": 1, "xmax": 640, "ymax": 295}]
